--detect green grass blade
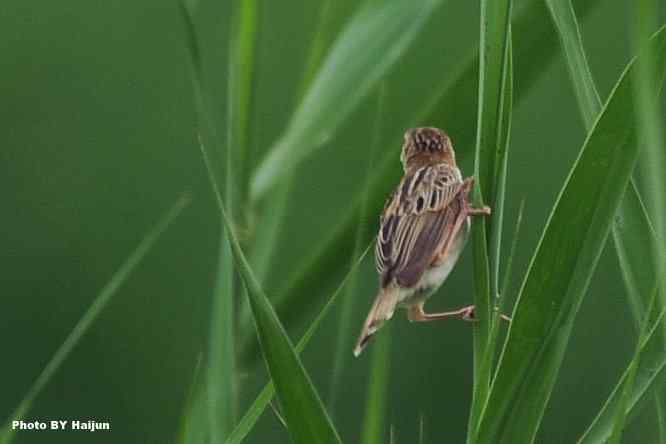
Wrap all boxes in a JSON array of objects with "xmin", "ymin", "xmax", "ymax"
[
  {"xmin": 248, "ymin": 0, "xmax": 340, "ymax": 282},
  {"xmin": 607, "ymin": 362, "xmax": 639, "ymax": 444},
  {"xmin": 225, "ymin": 245, "xmax": 372, "ymax": 444},
  {"xmin": 622, "ymin": 0, "xmax": 666, "ymax": 439},
  {"xmin": 547, "ymin": 0, "xmax": 661, "ymax": 321},
  {"xmin": 360, "ymin": 325, "xmax": 392, "ymax": 444},
  {"xmin": 607, "ymin": 294, "xmax": 662, "ymax": 444},
  {"xmin": 213, "ymin": 0, "xmax": 259, "ymax": 438},
  {"xmin": 469, "ymin": 179, "xmax": 492, "ymax": 440},
  {"xmin": 473, "ymin": 200, "xmax": 525, "ymax": 442},
  {"xmin": 180, "ymin": 2, "xmax": 252, "ymax": 439},
  {"xmin": 489, "ymin": 32, "xmax": 513, "ymax": 312},
  {"xmin": 227, "ymin": 0, "xmax": 258, "ymax": 210},
  {"xmin": 497, "ymin": 199, "xmax": 525, "ymax": 321},
  {"xmin": 473, "ymin": 0, "xmax": 512, "ymax": 210},
  {"xmin": 469, "ymin": 33, "xmax": 514, "ymax": 435},
  {"xmin": 199, "ymin": 127, "xmax": 342, "ymax": 442},
  {"xmin": 177, "ymin": 355, "xmax": 205, "ymax": 444},
  {"xmin": 546, "ymin": 0, "xmax": 666, "ymax": 437},
  {"xmin": 657, "ymin": 395, "xmax": 666, "ymax": 443},
  {"xmin": 225, "ymin": 383, "xmax": 274, "ymax": 444},
  {"xmin": 250, "ymin": 0, "xmax": 443, "ymax": 201},
  {"xmin": 633, "ymin": 0, "xmax": 666, "ymax": 345},
  {"xmin": 579, "ymin": 303, "xmax": 666, "ymax": 443},
  {"xmin": 613, "ymin": 183, "xmax": 659, "ymax": 327},
  {"xmin": 238, "ymin": 0, "xmax": 605, "ymax": 365},
  {"xmin": 473, "ymin": 26, "xmax": 666, "ymax": 444},
  {"xmin": 329, "ymin": 84, "xmax": 387, "ymax": 415},
  {"xmin": 544, "ymin": 0, "xmax": 602, "ymax": 128},
  {"xmin": 468, "ymin": 0, "xmax": 512, "ymax": 437},
  {"xmin": 208, "ymin": 240, "xmax": 235, "ymax": 443},
  {"xmin": 545, "ymin": 1, "xmax": 660, "ymax": 324},
  {"xmin": 0, "ymin": 195, "xmax": 189, "ymax": 444}
]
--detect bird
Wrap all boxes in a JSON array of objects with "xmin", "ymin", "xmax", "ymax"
[{"xmin": 353, "ymin": 127, "xmax": 491, "ymax": 357}]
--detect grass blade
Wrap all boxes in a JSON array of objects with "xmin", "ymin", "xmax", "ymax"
[
  {"xmin": 227, "ymin": 0, "xmax": 258, "ymax": 209},
  {"xmin": 579, "ymin": 303, "xmax": 666, "ymax": 443},
  {"xmin": 180, "ymin": 1, "xmax": 257, "ymax": 439},
  {"xmin": 248, "ymin": 0, "xmax": 343, "ymax": 282},
  {"xmin": 613, "ymin": 182, "xmax": 659, "ymax": 328},
  {"xmin": 250, "ymin": 0, "xmax": 443, "ymax": 200},
  {"xmin": 468, "ymin": 0, "xmax": 512, "ymax": 436},
  {"xmin": 546, "ymin": 0, "xmax": 660, "ymax": 314},
  {"xmin": 223, "ymin": 215, "xmax": 343, "ymax": 443},
  {"xmin": 633, "ymin": 0, "xmax": 666, "ymax": 347},
  {"xmin": 545, "ymin": 1, "xmax": 660, "ymax": 322},
  {"xmin": 472, "ymin": 0, "xmax": 512, "ymax": 210},
  {"xmin": 619, "ymin": 0, "xmax": 666, "ymax": 439},
  {"xmin": 546, "ymin": 0, "xmax": 666, "ymax": 437},
  {"xmin": 199, "ymin": 129, "xmax": 342, "ymax": 442},
  {"xmin": 473, "ymin": 26, "xmax": 666, "ymax": 444},
  {"xmin": 177, "ymin": 355, "xmax": 206, "ymax": 444},
  {"xmin": 359, "ymin": 325, "xmax": 392, "ymax": 444},
  {"xmin": 225, "ymin": 245, "xmax": 372, "ymax": 444},
  {"xmin": 328, "ymin": 83, "xmax": 387, "ymax": 415},
  {"xmin": 212, "ymin": 0, "xmax": 259, "ymax": 439},
  {"xmin": 0, "ymin": 195, "xmax": 189, "ymax": 443},
  {"xmin": 607, "ymin": 300, "xmax": 663, "ymax": 444},
  {"xmin": 545, "ymin": 0, "xmax": 601, "ymax": 128}
]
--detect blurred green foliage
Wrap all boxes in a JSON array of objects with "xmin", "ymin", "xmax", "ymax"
[{"xmin": 0, "ymin": 0, "xmax": 664, "ymax": 443}]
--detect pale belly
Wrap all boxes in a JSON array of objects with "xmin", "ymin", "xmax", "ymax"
[{"xmin": 397, "ymin": 217, "xmax": 470, "ymax": 307}]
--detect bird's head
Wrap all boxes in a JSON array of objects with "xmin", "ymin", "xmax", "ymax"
[{"xmin": 400, "ymin": 127, "xmax": 456, "ymax": 172}]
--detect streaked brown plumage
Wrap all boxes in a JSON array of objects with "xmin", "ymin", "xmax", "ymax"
[{"xmin": 354, "ymin": 127, "xmax": 491, "ymax": 357}]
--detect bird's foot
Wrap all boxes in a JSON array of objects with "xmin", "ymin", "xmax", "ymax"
[{"xmin": 460, "ymin": 305, "xmax": 476, "ymax": 321}]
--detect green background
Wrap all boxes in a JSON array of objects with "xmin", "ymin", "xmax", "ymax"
[{"xmin": 0, "ymin": 0, "xmax": 662, "ymax": 442}]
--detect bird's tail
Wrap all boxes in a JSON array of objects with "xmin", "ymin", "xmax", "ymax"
[{"xmin": 353, "ymin": 287, "xmax": 399, "ymax": 357}]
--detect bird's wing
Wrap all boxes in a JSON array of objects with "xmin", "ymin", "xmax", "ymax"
[{"xmin": 375, "ymin": 164, "xmax": 465, "ymax": 288}]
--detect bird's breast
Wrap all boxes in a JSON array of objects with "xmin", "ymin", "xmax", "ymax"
[{"xmin": 418, "ymin": 216, "xmax": 470, "ymax": 292}]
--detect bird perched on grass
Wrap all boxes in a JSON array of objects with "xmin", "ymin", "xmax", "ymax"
[{"xmin": 354, "ymin": 127, "xmax": 491, "ymax": 357}]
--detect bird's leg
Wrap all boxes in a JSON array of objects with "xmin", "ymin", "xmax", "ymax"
[
  {"xmin": 407, "ymin": 303, "xmax": 477, "ymax": 322},
  {"xmin": 407, "ymin": 303, "xmax": 512, "ymax": 322},
  {"xmin": 467, "ymin": 206, "xmax": 491, "ymax": 216}
]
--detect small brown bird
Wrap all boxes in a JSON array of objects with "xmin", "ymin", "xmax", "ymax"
[{"xmin": 354, "ymin": 127, "xmax": 491, "ymax": 357}]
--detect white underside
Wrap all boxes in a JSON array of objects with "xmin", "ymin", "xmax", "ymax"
[{"xmin": 398, "ymin": 217, "xmax": 470, "ymax": 307}]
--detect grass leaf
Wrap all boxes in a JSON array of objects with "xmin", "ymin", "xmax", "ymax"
[
  {"xmin": 329, "ymin": 83, "xmax": 387, "ymax": 415},
  {"xmin": 546, "ymin": 0, "xmax": 666, "ymax": 437},
  {"xmin": 248, "ymin": 0, "xmax": 342, "ymax": 282},
  {"xmin": 250, "ymin": 0, "xmax": 442, "ymax": 200},
  {"xmin": 199, "ymin": 125, "xmax": 342, "ymax": 443},
  {"xmin": 613, "ymin": 182, "xmax": 660, "ymax": 328},
  {"xmin": 177, "ymin": 355, "xmax": 206, "ymax": 444},
  {"xmin": 0, "ymin": 196, "xmax": 189, "ymax": 443},
  {"xmin": 211, "ymin": 0, "xmax": 259, "ymax": 439},
  {"xmin": 360, "ymin": 325, "xmax": 392, "ymax": 444},
  {"xmin": 473, "ymin": 25, "xmax": 666, "ymax": 444},
  {"xmin": 607, "ymin": 301, "xmax": 662, "ymax": 444},
  {"xmin": 545, "ymin": 0, "xmax": 602, "ymax": 128},
  {"xmin": 578, "ymin": 304, "xmax": 666, "ymax": 443},
  {"xmin": 468, "ymin": 0, "xmax": 512, "ymax": 436},
  {"xmin": 227, "ymin": 0, "xmax": 258, "ymax": 208},
  {"xmin": 633, "ymin": 0, "xmax": 666, "ymax": 352},
  {"xmin": 617, "ymin": 0, "xmax": 666, "ymax": 439},
  {"xmin": 181, "ymin": 0, "xmax": 259, "ymax": 439},
  {"xmin": 225, "ymin": 245, "xmax": 372, "ymax": 444}
]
